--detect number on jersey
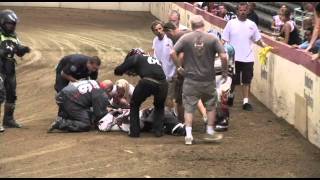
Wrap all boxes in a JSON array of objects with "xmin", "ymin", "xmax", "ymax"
[
  {"xmin": 74, "ymin": 80, "xmax": 100, "ymax": 94},
  {"xmin": 147, "ymin": 57, "xmax": 161, "ymax": 66}
]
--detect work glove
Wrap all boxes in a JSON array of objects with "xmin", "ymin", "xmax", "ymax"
[{"xmin": 16, "ymin": 45, "xmax": 31, "ymax": 57}]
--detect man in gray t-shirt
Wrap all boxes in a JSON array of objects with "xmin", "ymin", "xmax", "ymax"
[{"xmin": 171, "ymin": 15, "xmax": 228, "ymax": 145}]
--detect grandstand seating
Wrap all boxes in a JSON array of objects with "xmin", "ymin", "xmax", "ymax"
[{"xmin": 221, "ymin": 2, "xmax": 304, "ymax": 34}]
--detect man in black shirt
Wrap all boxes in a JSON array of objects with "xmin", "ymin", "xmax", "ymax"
[
  {"xmin": 48, "ymin": 80, "xmax": 110, "ymax": 133},
  {"xmin": 247, "ymin": 2, "xmax": 259, "ymax": 26},
  {"xmin": 54, "ymin": 54, "xmax": 101, "ymax": 92},
  {"xmin": 114, "ymin": 48, "xmax": 168, "ymax": 137},
  {"xmin": 54, "ymin": 54, "xmax": 101, "ymax": 122}
]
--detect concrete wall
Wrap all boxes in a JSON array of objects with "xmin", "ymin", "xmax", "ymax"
[
  {"xmin": 150, "ymin": 2, "xmax": 320, "ymax": 148},
  {"xmin": 0, "ymin": 2, "xmax": 151, "ymax": 11}
]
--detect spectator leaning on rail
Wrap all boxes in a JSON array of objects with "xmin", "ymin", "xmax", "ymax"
[
  {"xmin": 305, "ymin": 2, "xmax": 320, "ymax": 61},
  {"xmin": 171, "ymin": 15, "xmax": 228, "ymax": 145},
  {"xmin": 222, "ymin": 2, "xmax": 270, "ymax": 111},
  {"xmin": 292, "ymin": 27, "xmax": 320, "ymax": 53},
  {"xmin": 271, "ymin": 5, "xmax": 289, "ymax": 34},
  {"xmin": 276, "ymin": 8, "xmax": 302, "ymax": 45},
  {"xmin": 216, "ymin": 4, "xmax": 237, "ymax": 21}
]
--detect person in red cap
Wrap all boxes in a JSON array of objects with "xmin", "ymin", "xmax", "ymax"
[{"xmin": 99, "ymin": 79, "xmax": 135, "ymax": 109}]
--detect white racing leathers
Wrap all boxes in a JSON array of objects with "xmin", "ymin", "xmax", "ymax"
[
  {"xmin": 98, "ymin": 108, "xmax": 185, "ymax": 136},
  {"xmin": 214, "ymin": 56, "xmax": 233, "ymax": 131}
]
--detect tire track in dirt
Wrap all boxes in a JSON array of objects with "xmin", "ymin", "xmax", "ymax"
[
  {"xmin": 0, "ymin": 135, "xmax": 107, "ymax": 165},
  {"xmin": 0, "ymin": 141, "xmax": 77, "ymax": 165}
]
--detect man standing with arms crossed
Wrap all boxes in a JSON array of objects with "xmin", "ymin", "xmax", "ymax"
[
  {"xmin": 222, "ymin": 2, "xmax": 268, "ymax": 111},
  {"xmin": 171, "ymin": 15, "xmax": 228, "ymax": 145}
]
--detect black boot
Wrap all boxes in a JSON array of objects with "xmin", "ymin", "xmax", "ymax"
[
  {"xmin": 47, "ymin": 116, "xmax": 63, "ymax": 133},
  {"xmin": 3, "ymin": 103, "xmax": 22, "ymax": 128}
]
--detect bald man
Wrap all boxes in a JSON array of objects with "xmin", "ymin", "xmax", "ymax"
[
  {"xmin": 171, "ymin": 15, "xmax": 228, "ymax": 145},
  {"xmin": 100, "ymin": 79, "xmax": 134, "ymax": 109}
]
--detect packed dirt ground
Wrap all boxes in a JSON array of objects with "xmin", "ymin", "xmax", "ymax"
[{"xmin": 0, "ymin": 6, "xmax": 320, "ymax": 178}]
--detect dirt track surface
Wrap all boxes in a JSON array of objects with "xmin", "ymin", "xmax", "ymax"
[{"xmin": 0, "ymin": 6, "xmax": 320, "ymax": 178}]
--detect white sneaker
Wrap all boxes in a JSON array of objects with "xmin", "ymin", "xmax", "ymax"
[
  {"xmin": 203, "ymin": 133, "xmax": 223, "ymax": 142},
  {"xmin": 0, "ymin": 125, "xmax": 4, "ymax": 132},
  {"xmin": 185, "ymin": 136, "xmax": 193, "ymax": 145}
]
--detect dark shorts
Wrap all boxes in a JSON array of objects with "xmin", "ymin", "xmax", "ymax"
[{"xmin": 233, "ymin": 61, "xmax": 254, "ymax": 85}]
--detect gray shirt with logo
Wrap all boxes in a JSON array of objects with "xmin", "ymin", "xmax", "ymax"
[{"xmin": 173, "ymin": 31, "xmax": 225, "ymax": 82}]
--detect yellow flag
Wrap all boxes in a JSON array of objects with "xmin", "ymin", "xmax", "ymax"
[{"xmin": 259, "ymin": 46, "xmax": 273, "ymax": 65}]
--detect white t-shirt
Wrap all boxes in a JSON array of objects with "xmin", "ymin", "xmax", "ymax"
[
  {"xmin": 222, "ymin": 18, "xmax": 261, "ymax": 63},
  {"xmin": 152, "ymin": 34, "xmax": 176, "ymax": 80}
]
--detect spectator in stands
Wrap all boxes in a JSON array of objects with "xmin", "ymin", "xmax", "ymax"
[
  {"xmin": 277, "ymin": 8, "xmax": 302, "ymax": 45},
  {"xmin": 193, "ymin": 2, "xmax": 209, "ymax": 11},
  {"xmin": 217, "ymin": 4, "xmax": 237, "ymax": 21},
  {"xmin": 247, "ymin": 2, "xmax": 259, "ymax": 26},
  {"xmin": 207, "ymin": 2, "xmax": 219, "ymax": 16},
  {"xmin": 302, "ymin": 2, "xmax": 316, "ymax": 13},
  {"xmin": 222, "ymin": 2, "xmax": 270, "ymax": 111},
  {"xmin": 168, "ymin": 10, "xmax": 188, "ymax": 30},
  {"xmin": 305, "ymin": 2, "xmax": 320, "ymax": 61},
  {"xmin": 292, "ymin": 27, "xmax": 320, "ymax": 53},
  {"xmin": 271, "ymin": 5, "xmax": 288, "ymax": 34}
]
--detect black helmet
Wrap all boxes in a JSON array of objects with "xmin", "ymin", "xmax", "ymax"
[
  {"xmin": 125, "ymin": 48, "xmax": 145, "ymax": 59},
  {"xmin": 0, "ymin": 9, "xmax": 19, "ymax": 35}
]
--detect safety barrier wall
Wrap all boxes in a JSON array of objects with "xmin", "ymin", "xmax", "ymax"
[
  {"xmin": 150, "ymin": 2, "xmax": 320, "ymax": 148},
  {"xmin": 0, "ymin": 2, "xmax": 151, "ymax": 11},
  {"xmin": 1, "ymin": 2, "xmax": 319, "ymax": 148}
]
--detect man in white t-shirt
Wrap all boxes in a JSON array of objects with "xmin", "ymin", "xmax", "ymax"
[
  {"xmin": 151, "ymin": 20, "xmax": 176, "ymax": 113},
  {"xmin": 222, "ymin": 2, "xmax": 269, "ymax": 111},
  {"xmin": 168, "ymin": 10, "xmax": 188, "ymax": 31}
]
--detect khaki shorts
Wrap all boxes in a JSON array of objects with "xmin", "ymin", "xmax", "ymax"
[
  {"xmin": 182, "ymin": 78, "xmax": 218, "ymax": 113},
  {"xmin": 165, "ymin": 78, "xmax": 176, "ymax": 107}
]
